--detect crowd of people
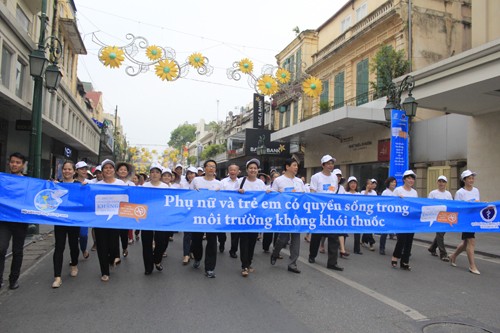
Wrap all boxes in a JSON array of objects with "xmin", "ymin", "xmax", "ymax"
[{"xmin": 0, "ymin": 151, "xmax": 482, "ymax": 290}]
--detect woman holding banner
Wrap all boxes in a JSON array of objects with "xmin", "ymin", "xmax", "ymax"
[
  {"xmin": 51, "ymin": 161, "xmax": 81, "ymax": 288},
  {"xmin": 115, "ymin": 162, "xmax": 135, "ymax": 259},
  {"xmin": 95, "ymin": 159, "xmax": 125, "ymax": 282},
  {"xmin": 449, "ymin": 170, "xmax": 481, "ymax": 275},
  {"xmin": 391, "ymin": 170, "xmax": 418, "ymax": 271},
  {"xmin": 345, "ymin": 177, "xmax": 363, "ymax": 255}
]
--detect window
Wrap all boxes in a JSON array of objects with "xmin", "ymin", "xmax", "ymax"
[
  {"xmin": 293, "ymin": 102, "xmax": 299, "ymax": 125},
  {"xmin": 356, "ymin": 3, "xmax": 368, "ymax": 22},
  {"xmin": 356, "ymin": 59, "xmax": 369, "ymax": 106},
  {"xmin": 15, "ymin": 59, "xmax": 26, "ymax": 98},
  {"xmin": 319, "ymin": 80, "xmax": 329, "ymax": 114},
  {"xmin": 16, "ymin": 5, "xmax": 31, "ymax": 35},
  {"xmin": 1, "ymin": 46, "xmax": 13, "ymax": 88},
  {"xmin": 295, "ymin": 49, "xmax": 302, "ymax": 79},
  {"xmin": 282, "ymin": 55, "xmax": 295, "ymax": 81},
  {"xmin": 285, "ymin": 106, "xmax": 290, "ymax": 127},
  {"xmin": 341, "ymin": 15, "xmax": 351, "ymax": 33},
  {"xmin": 334, "ymin": 71, "xmax": 345, "ymax": 109},
  {"xmin": 427, "ymin": 167, "xmax": 451, "ymax": 194}
]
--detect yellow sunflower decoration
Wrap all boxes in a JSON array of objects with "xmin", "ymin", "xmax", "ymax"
[
  {"xmin": 257, "ymin": 75, "xmax": 279, "ymax": 96},
  {"xmin": 276, "ymin": 68, "xmax": 291, "ymax": 84},
  {"xmin": 238, "ymin": 58, "xmax": 253, "ymax": 74},
  {"xmin": 302, "ymin": 76, "xmax": 323, "ymax": 98},
  {"xmin": 155, "ymin": 59, "xmax": 179, "ymax": 81},
  {"xmin": 146, "ymin": 45, "xmax": 162, "ymax": 61},
  {"xmin": 189, "ymin": 53, "xmax": 205, "ymax": 68},
  {"xmin": 99, "ymin": 46, "xmax": 125, "ymax": 68}
]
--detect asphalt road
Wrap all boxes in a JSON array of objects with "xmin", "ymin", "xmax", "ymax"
[{"xmin": 0, "ymin": 234, "xmax": 499, "ymax": 333}]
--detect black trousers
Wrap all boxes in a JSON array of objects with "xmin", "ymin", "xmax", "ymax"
[
  {"xmin": 118, "ymin": 229, "xmax": 129, "ymax": 251},
  {"xmin": 353, "ymin": 234, "xmax": 361, "ymax": 253},
  {"xmin": 141, "ymin": 230, "xmax": 168, "ymax": 274},
  {"xmin": 53, "ymin": 225, "xmax": 80, "ymax": 277},
  {"xmin": 392, "ymin": 233, "xmax": 414, "ymax": 265},
  {"xmin": 262, "ymin": 233, "xmax": 277, "ymax": 251},
  {"xmin": 229, "ymin": 233, "xmax": 240, "ymax": 254},
  {"xmin": 0, "ymin": 222, "xmax": 28, "ymax": 284},
  {"xmin": 310, "ymin": 233, "xmax": 340, "ymax": 267},
  {"xmin": 191, "ymin": 232, "xmax": 217, "ymax": 271},
  {"xmin": 94, "ymin": 228, "xmax": 119, "ymax": 276},
  {"xmin": 239, "ymin": 233, "xmax": 258, "ymax": 269},
  {"xmin": 362, "ymin": 233, "xmax": 375, "ymax": 245}
]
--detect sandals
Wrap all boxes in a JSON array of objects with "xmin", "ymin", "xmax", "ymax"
[
  {"xmin": 241, "ymin": 268, "xmax": 249, "ymax": 277},
  {"xmin": 83, "ymin": 251, "xmax": 90, "ymax": 259},
  {"xmin": 101, "ymin": 275, "xmax": 109, "ymax": 282},
  {"xmin": 391, "ymin": 260, "xmax": 398, "ymax": 268}
]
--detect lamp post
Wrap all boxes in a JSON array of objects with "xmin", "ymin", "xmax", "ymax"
[
  {"xmin": 383, "ymin": 75, "xmax": 418, "ymax": 121},
  {"xmin": 28, "ymin": 0, "xmax": 63, "ymax": 178}
]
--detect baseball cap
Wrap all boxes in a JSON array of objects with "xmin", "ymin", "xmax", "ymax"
[
  {"xmin": 370, "ymin": 178, "xmax": 378, "ymax": 183},
  {"xmin": 175, "ymin": 164, "xmax": 183, "ymax": 169},
  {"xmin": 403, "ymin": 170, "xmax": 417, "ymax": 178},
  {"xmin": 197, "ymin": 167, "xmax": 204, "ymax": 173},
  {"xmin": 320, "ymin": 155, "xmax": 336, "ymax": 164},
  {"xmin": 437, "ymin": 175, "xmax": 448, "ymax": 182},
  {"xmin": 101, "ymin": 159, "xmax": 115, "ymax": 168},
  {"xmin": 347, "ymin": 176, "xmax": 357, "ymax": 183},
  {"xmin": 187, "ymin": 166, "xmax": 198, "ymax": 174},
  {"xmin": 94, "ymin": 165, "xmax": 102, "ymax": 173},
  {"xmin": 461, "ymin": 169, "xmax": 476, "ymax": 180},
  {"xmin": 333, "ymin": 169, "xmax": 342, "ymax": 176},
  {"xmin": 75, "ymin": 161, "xmax": 88, "ymax": 169},
  {"xmin": 150, "ymin": 162, "xmax": 163, "ymax": 172},
  {"xmin": 162, "ymin": 167, "xmax": 173, "ymax": 175},
  {"xmin": 246, "ymin": 158, "xmax": 260, "ymax": 168}
]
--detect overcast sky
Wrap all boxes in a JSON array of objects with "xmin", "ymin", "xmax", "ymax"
[{"xmin": 76, "ymin": 0, "xmax": 349, "ymax": 148}]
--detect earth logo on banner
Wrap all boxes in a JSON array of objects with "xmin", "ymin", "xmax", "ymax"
[{"xmin": 34, "ymin": 189, "xmax": 68, "ymax": 213}]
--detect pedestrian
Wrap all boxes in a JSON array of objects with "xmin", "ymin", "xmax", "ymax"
[
  {"xmin": 307, "ymin": 155, "xmax": 344, "ymax": 271},
  {"xmin": 379, "ymin": 176, "xmax": 397, "ymax": 255},
  {"xmin": 361, "ymin": 179, "xmax": 377, "ymax": 251},
  {"xmin": 270, "ymin": 158, "xmax": 307, "ymax": 274},
  {"xmin": 391, "ymin": 170, "xmax": 418, "ymax": 271},
  {"xmin": 237, "ymin": 158, "xmax": 268, "ymax": 277},
  {"xmin": 141, "ymin": 163, "xmax": 169, "ymax": 275},
  {"xmin": 449, "ymin": 170, "xmax": 481, "ymax": 275},
  {"xmin": 75, "ymin": 161, "xmax": 89, "ymax": 184},
  {"xmin": 52, "ymin": 161, "xmax": 81, "ymax": 288},
  {"xmin": 115, "ymin": 162, "xmax": 135, "ymax": 258},
  {"xmin": 94, "ymin": 159, "xmax": 125, "ymax": 282},
  {"xmin": 262, "ymin": 171, "xmax": 280, "ymax": 253},
  {"xmin": 345, "ymin": 176, "xmax": 363, "ymax": 254},
  {"xmin": 190, "ymin": 159, "xmax": 222, "ymax": 278},
  {"xmin": 0, "ymin": 152, "xmax": 28, "ymax": 290},
  {"xmin": 221, "ymin": 163, "xmax": 241, "ymax": 258},
  {"xmin": 427, "ymin": 175, "xmax": 453, "ymax": 261},
  {"xmin": 332, "ymin": 168, "xmax": 349, "ymax": 258},
  {"xmin": 177, "ymin": 166, "xmax": 196, "ymax": 265}
]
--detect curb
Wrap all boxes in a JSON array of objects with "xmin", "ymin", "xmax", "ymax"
[{"xmin": 413, "ymin": 236, "xmax": 500, "ymax": 260}]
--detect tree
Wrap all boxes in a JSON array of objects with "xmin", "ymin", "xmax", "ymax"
[
  {"xmin": 370, "ymin": 45, "xmax": 410, "ymax": 98},
  {"xmin": 201, "ymin": 144, "xmax": 225, "ymax": 160},
  {"xmin": 168, "ymin": 123, "xmax": 196, "ymax": 151}
]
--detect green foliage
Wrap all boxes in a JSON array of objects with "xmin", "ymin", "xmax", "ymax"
[
  {"xmin": 370, "ymin": 45, "xmax": 410, "ymax": 98},
  {"xmin": 319, "ymin": 100, "xmax": 331, "ymax": 113},
  {"xmin": 201, "ymin": 144, "xmax": 225, "ymax": 160},
  {"xmin": 187, "ymin": 156, "xmax": 197, "ymax": 165},
  {"xmin": 168, "ymin": 123, "xmax": 196, "ymax": 151}
]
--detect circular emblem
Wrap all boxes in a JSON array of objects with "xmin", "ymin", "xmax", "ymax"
[
  {"xmin": 480, "ymin": 206, "xmax": 497, "ymax": 222},
  {"xmin": 34, "ymin": 189, "xmax": 65, "ymax": 212},
  {"xmin": 134, "ymin": 206, "xmax": 147, "ymax": 218}
]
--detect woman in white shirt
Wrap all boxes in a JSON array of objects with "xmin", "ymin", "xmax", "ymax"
[
  {"xmin": 379, "ymin": 176, "xmax": 397, "ymax": 255},
  {"xmin": 116, "ymin": 162, "xmax": 135, "ymax": 258},
  {"xmin": 449, "ymin": 170, "xmax": 481, "ymax": 275},
  {"xmin": 391, "ymin": 170, "xmax": 418, "ymax": 271},
  {"xmin": 345, "ymin": 177, "xmax": 362, "ymax": 255},
  {"xmin": 361, "ymin": 179, "xmax": 377, "ymax": 251}
]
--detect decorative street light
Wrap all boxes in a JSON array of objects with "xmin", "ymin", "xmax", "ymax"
[
  {"xmin": 384, "ymin": 75, "xmax": 418, "ymax": 121},
  {"xmin": 28, "ymin": 0, "xmax": 63, "ymax": 178}
]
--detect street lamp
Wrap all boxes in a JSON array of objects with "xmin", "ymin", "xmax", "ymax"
[
  {"xmin": 384, "ymin": 75, "xmax": 418, "ymax": 121},
  {"xmin": 28, "ymin": 0, "xmax": 63, "ymax": 179}
]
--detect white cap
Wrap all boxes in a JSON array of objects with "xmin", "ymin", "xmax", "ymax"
[
  {"xmin": 461, "ymin": 169, "xmax": 476, "ymax": 180},
  {"xmin": 197, "ymin": 167, "xmax": 204, "ymax": 172},
  {"xmin": 437, "ymin": 175, "xmax": 448, "ymax": 182},
  {"xmin": 370, "ymin": 178, "xmax": 378, "ymax": 183},
  {"xmin": 75, "ymin": 161, "xmax": 88, "ymax": 169},
  {"xmin": 333, "ymin": 168, "xmax": 342, "ymax": 176},
  {"xmin": 403, "ymin": 170, "xmax": 417, "ymax": 178},
  {"xmin": 94, "ymin": 165, "xmax": 102, "ymax": 173},
  {"xmin": 246, "ymin": 158, "xmax": 260, "ymax": 168},
  {"xmin": 347, "ymin": 176, "xmax": 357, "ymax": 183},
  {"xmin": 101, "ymin": 159, "xmax": 115, "ymax": 168},
  {"xmin": 175, "ymin": 164, "xmax": 183, "ymax": 169},
  {"xmin": 320, "ymin": 155, "xmax": 336, "ymax": 164},
  {"xmin": 162, "ymin": 167, "xmax": 173, "ymax": 175},
  {"xmin": 187, "ymin": 166, "xmax": 198, "ymax": 174},
  {"xmin": 149, "ymin": 162, "xmax": 163, "ymax": 172}
]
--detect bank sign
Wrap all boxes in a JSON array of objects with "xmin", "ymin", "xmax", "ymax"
[{"xmin": 245, "ymin": 129, "xmax": 289, "ymax": 156}]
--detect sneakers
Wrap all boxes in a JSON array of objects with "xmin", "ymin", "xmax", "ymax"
[
  {"xmin": 52, "ymin": 277, "xmax": 62, "ymax": 288},
  {"xmin": 193, "ymin": 260, "xmax": 201, "ymax": 269},
  {"xmin": 205, "ymin": 270, "xmax": 216, "ymax": 278},
  {"xmin": 70, "ymin": 266, "xmax": 78, "ymax": 277}
]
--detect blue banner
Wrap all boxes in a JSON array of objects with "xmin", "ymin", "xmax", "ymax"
[
  {"xmin": 389, "ymin": 109, "xmax": 409, "ymax": 186},
  {"xmin": 0, "ymin": 173, "xmax": 499, "ymax": 233}
]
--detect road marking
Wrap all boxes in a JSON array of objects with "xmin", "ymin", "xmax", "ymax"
[{"xmin": 282, "ymin": 249, "xmax": 429, "ymax": 322}]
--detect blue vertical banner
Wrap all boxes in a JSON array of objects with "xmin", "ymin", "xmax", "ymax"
[{"xmin": 389, "ymin": 109, "xmax": 409, "ymax": 186}]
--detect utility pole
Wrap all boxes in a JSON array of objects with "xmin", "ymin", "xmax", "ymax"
[{"xmin": 113, "ymin": 105, "xmax": 118, "ymax": 161}]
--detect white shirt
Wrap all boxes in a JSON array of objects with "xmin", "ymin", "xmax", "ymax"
[
  {"xmin": 97, "ymin": 179, "xmax": 126, "ymax": 186},
  {"xmin": 455, "ymin": 187, "xmax": 480, "ymax": 202},
  {"xmin": 344, "ymin": 191, "xmax": 359, "ymax": 195},
  {"xmin": 271, "ymin": 175, "xmax": 306, "ymax": 193},
  {"xmin": 310, "ymin": 172, "xmax": 339, "ymax": 194},
  {"xmin": 121, "ymin": 179, "xmax": 135, "ymax": 186},
  {"xmin": 394, "ymin": 186, "xmax": 418, "ymax": 198},
  {"xmin": 190, "ymin": 177, "xmax": 221, "ymax": 191},
  {"xmin": 381, "ymin": 188, "xmax": 396, "ymax": 196},
  {"xmin": 238, "ymin": 177, "xmax": 266, "ymax": 191},
  {"xmin": 221, "ymin": 177, "xmax": 240, "ymax": 191},
  {"xmin": 428, "ymin": 189, "xmax": 453, "ymax": 200},
  {"xmin": 142, "ymin": 181, "xmax": 169, "ymax": 188},
  {"xmin": 361, "ymin": 190, "xmax": 377, "ymax": 196}
]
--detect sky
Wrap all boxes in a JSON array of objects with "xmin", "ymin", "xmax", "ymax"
[{"xmin": 75, "ymin": 0, "xmax": 349, "ymax": 148}]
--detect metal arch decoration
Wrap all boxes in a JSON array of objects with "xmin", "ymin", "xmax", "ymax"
[{"xmin": 92, "ymin": 33, "xmax": 213, "ymax": 81}]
